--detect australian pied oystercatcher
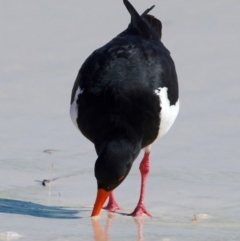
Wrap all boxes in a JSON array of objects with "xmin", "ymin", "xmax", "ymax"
[{"xmin": 70, "ymin": 0, "xmax": 179, "ymax": 217}]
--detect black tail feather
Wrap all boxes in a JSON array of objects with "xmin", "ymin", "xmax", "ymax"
[
  {"xmin": 142, "ymin": 14, "xmax": 162, "ymax": 39},
  {"xmin": 123, "ymin": 0, "xmax": 154, "ymax": 39},
  {"xmin": 141, "ymin": 4, "xmax": 162, "ymax": 39},
  {"xmin": 141, "ymin": 5, "xmax": 155, "ymax": 17},
  {"xmin": 123, "ymin": 0, "xmax": 143, "ymax": 31},
  {"xmin": 123, "ymin": 0, "xmax": 140, "ymax": 20},
  {"xmin": 123, "ymin": 0, "xmax": 161, "ymax": 40}
]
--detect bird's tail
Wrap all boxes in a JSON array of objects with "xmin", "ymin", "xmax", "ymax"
[
  {"xmin": 141, "ymin": 7, "xmax": 162, "ymax": 40},
  {"xmin": 123, "ymin": 0, "xmax": 162, "ymax": 40}
]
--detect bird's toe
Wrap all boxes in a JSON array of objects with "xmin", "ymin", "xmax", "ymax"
[{"xmin": 128, "ymin": 204, "xmax": 152, "ymax": 217}]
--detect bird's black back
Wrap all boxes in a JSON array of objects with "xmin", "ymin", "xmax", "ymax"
[{"xmin": 71, "ymin": 1, "xmax": 178, "ymax": 155}]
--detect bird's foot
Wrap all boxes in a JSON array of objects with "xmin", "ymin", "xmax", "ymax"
[
  {"xmin": 128, "ymin": 204, "xmax": 152, "ymax": 217},
  {"xmin": 103, "ymin": 199, "xmax": 120, "ymax": 212}
]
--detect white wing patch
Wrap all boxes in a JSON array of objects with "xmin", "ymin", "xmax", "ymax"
[
  {"xmin": 70, "ymin": 87, "xmax": 83, "ymax": 130},
  {"xmin": 154, "ymin": 87, "xmax": 179, "ymax": 140}
]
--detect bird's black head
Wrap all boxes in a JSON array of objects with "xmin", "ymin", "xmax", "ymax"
[
  {"xmin": 95, "ymin": 137, "xmax": 141, "ymax": 191},
  {"xmin": 91, "ymin": 137, "xmax": 141, "ymax": 216}
]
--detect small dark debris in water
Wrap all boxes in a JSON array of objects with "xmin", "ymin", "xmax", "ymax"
[
  {"xmin": 192, "ymin": 215, "xmax": 197, "ymax": 223},
  {"xmin": 41, "ymin": 170, "xmax": 84, "ymax": 187},
  {"xmin": 43, "ymin": 149, "xmax": 59, "ymax": 154},
  {"xmin": 42, "ymin": 179, "xmax": 50, "ymax": 186}
]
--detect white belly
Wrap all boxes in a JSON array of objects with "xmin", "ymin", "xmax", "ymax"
[
  {"xmin": 70, "ymin": 87, "xmax": 83, "ymax": 130},
  {"xmin": 155, "ymin": 87, "xmax": 179, "ymax": 140}
]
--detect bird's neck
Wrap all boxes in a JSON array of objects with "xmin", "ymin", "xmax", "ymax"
[
  {"xmin": 95, "ymin": 137, "xmax": 142, "ymax": 180},
  {"xmin": 95, "ymin": 128, "xmax": 142, "ymax": 161}
]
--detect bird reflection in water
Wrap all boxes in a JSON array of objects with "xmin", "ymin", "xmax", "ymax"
[{"xmin": 91, "ymin": 213, "xmax": 144, "ymax": 241}]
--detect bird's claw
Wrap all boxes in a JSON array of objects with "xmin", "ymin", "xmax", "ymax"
[
  {"xmin": 128, "ymin": 204, "xmax": 152, "ymax": 217},
  {"xmin": 103, "ymin": 201, "xmax": 121, "ymax": 212}
]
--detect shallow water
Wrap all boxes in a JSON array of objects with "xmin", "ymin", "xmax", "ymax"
[{"xmin": 1, "ymin": 0, "xmax": 240, "ymax": 240}]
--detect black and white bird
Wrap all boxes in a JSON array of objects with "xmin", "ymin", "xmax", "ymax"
[{"xmin": 70, "ymin": 0, "xmax": 179, "ymax": 217}]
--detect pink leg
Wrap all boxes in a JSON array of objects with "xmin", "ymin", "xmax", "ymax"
[
  {"xmin": 129, "ymin": 151, "xmax": 152, "ymax": 217},
  {"xmin": 103, "ymin": 192, "xmax": 120, "ymax": 212}
]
